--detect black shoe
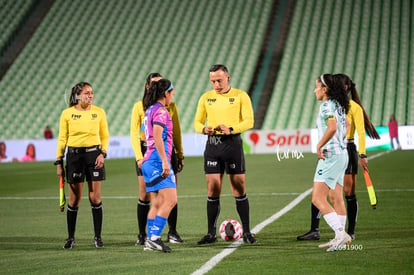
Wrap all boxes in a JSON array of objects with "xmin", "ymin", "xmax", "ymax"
[
  {"xmin": 297, "ymin": 229, "xmax": 320, "ymax": 240},
  {"xmin": 63, "ymin": 238, "xmax": 75, "ymax": 249},
  {"xmin": 167, "ymin": 231, "xmax": 184, "ymax": 243},
  {"xmin": 94, "ymin": 236, "xmax": 104, "ymax": 248},
  {"xmin": 243, "ymin": 232, "xmax": 257, "ymax": 244},
  {"xmin": 144, "ymin": 238, "xmax": 172, "ymax": 252},
  {"xmin": 136, "ymin": 233, "xmax": 146, "ymax": 245},
  {"xmin": 197, "ymin": 233, "xmax": 217, "ymax": 245}
]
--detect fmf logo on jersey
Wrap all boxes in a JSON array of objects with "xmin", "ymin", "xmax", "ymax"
[
  {"xmin": 72, "ymin": 114, "xmax": 82, "ymax": 120},
  {"xmin": 207, "ymin": 99, "xmax": 216, "ymax": 104}
]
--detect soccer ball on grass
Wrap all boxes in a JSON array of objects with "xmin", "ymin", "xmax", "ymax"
[{"xmin": 219, "ymin": 219, "xmax": 243, "ymax": 241}]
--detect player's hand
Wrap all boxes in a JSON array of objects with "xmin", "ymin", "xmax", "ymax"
[
  {"xmin": 177, "ymin": 158, "xmax": 184, "ymax": 173},
  {"xmin": 57, "ymin": 165, "xmax": 64, "ymax": 177},
  {"xmin": 317, "ymin": 146, "xmax": 325, "ymax": 160},
  {"xmin": 204, "ymin": 126, "xmax": 215, "ymax": 135},
  {"xmin": 137, "ymin": 159, "xmax": 143, "ymax": 169},
  {"xmin": 214, "ymin": 124, "xmax": 231, "ymax": 135},
  {"xmin": 359, "ymin": 157, "xmax": 368, "ymax": 171},
  {"xmin": 95, "ymin": 154, "xmax": 104, "ymax": 169},
  {"xmin": 161, "ymin": 160, "xmax": 170, "ymax": 178}
]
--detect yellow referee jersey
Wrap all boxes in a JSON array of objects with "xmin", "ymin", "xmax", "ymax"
[
  {"xmin": 347, "ymin": 100, "xmax": 366, "ymax": 155},
  {"xmin": 130, "ymin": 101, "xmax": 184, "ymax": 161},
  {"xmin": 56, "ymin": 105, "xmax": 109, "ymax": 159},
  {"xmin": 194, "ymin": 87, "xmax": 254, "ymax": 134}
]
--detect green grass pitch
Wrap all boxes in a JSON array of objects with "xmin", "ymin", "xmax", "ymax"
[{"xmin": 0, "ymin": 150, "xmax": 413, "ymax": 274}]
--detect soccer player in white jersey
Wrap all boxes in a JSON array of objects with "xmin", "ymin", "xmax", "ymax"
[{"xmin": 311, "ymin": 74, "xmax": 352, "ymax": 252}]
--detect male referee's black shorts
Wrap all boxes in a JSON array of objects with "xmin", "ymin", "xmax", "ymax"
[
  {"xmin": 204, "ymin": 134, "xmax": 245, "ymax": 174},
  {"xmin": 345, "ymin": 142, "xmax": 358, "ymax": 174}
]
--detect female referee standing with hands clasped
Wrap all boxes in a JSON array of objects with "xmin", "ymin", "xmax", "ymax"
[{"xmin": 56, "ymin": 82, "xmax": 109, "ymax": 249}]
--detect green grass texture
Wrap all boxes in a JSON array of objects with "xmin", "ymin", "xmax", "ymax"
[{"xmin": 0, "ymin": 150, "xmax": 413, "ymax": 274}]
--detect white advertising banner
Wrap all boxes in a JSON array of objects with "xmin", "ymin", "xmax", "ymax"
[{"xmin": 1, "ymin": 126, "xmax": 413, "ymax": 163}]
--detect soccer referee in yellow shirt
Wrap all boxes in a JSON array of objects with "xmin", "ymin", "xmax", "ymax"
[{"xmin": 194, "ymin": 64, "xmax": 256, "ymax": 244}]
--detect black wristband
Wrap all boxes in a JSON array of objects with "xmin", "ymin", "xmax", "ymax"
[
  {"xmin": 100, "ymin": 151, "xmax": 107, "ymax": 158},
  {"xmin": 54, "ymin": 159, "xmax": 63, "ymax": 166},
  {"xmin": 359, "ymin": 154, "xmax": 367, "ymax": 159},
  {"xmin": 229, "ymin": 127, "xmax": 234, "ymax": 134}
]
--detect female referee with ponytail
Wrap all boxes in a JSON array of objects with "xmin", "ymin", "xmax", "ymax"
[{"xmin": 56, "ymin": 82, "xmax": 109, "ymax": 249}]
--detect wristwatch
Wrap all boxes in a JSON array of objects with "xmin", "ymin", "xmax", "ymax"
[
  {"xmin": 229, "ymin": 127, "xmax": 234, "ymax": 135},
  {"xmin": 359, "ymin": 154, "xmax": 367, "ymax": 159},
  {"xmin": 100, "ymin": 151, "xmax": 107, "ymax": 158},
  {"xmin": 54, "ymin": 159, "xmax": 63, "ymax": 165}
]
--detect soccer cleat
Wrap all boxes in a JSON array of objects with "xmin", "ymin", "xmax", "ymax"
[
  {"xmin": 197, "ymin": 233, "xmax": 217, "ymax": 245},
  {"xmin": 326, "ymin": 231, "xmax": 352, "ymax": 252},
  {"xmin": 144, "ymin": 238, "xmax": 171, "ymax": 252},
  {"xmin": 297, "ymin": 229, "xmax": 320, "ymax": 241},
  {"xmin": 318, "ymin": 238, "xmax": 335, "ymax": 249},
  {"xmin": 63, "ymin": 238, "xmax": 75, "ymax": 249},
  {"xmin": 136, "ymin": 233, "xmax": 146, "ymax": 246},
  {"xmin": 167, "ymin": 231, "xmax": 184, "ymax": 243},
  {"xmin": 242, "ymin": 232, "xmax": 257, "ymax": 244},
  {"xmin": 94, "ymin": 236, "xmax": 104, "ymax": 248},
  {"xmin": 349, "ymin": 233, "xmax": 355, "ymax": 240}
]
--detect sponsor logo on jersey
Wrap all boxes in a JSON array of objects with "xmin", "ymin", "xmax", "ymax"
[{"xmin": 207, "ymin": 161, "xmax": 218, "ymax": 167}]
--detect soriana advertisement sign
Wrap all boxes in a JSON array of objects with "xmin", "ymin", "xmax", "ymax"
[{"xmin": 242, "ymin": 129, "xmax": 312, "ymax": 154}]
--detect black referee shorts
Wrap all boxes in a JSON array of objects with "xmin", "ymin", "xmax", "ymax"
[
  {"xmin": 65, "ymin": 145, "xmax": 106, "ymax": 183},
  {"xmin": 135, "ymin": 141, "xmax": 179, "ymax": 176},
  {"xmin": 204, "ymin": 134, "xmax": 245, "ymax": 175},
  {"xmin": 345, "ymin": 142, "xmax": 358, "ymax": 175}
]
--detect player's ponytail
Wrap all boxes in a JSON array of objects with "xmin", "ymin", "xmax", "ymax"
[
  {"xmin": 335, "ymin": 74, "xmax": 380, "ymax": 139},
  {"xmin": 69, "ymin": 82, "xmax": 91, "ymax": 107},
  {"xmin": 143, "ymin": 79, "xmax": 173, "ymax": 110},
  {"xmin": 320, "ymin": 74, "xmax": 350, "ymax": 114}
]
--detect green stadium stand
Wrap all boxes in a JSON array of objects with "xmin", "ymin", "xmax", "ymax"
[
  {"xmin": 263, "ymin": 0, "xmax": 413, "ymax": 130},
  {"xmin": 0, "ymin": 0, "xmax": 272, "ymax": 139}
]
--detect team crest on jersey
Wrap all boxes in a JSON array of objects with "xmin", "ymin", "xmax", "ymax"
[
  {"xmin": 229, "ymin": 98, "xmax": 235, "ymax": 104},
  {"xmin": 91, "ymin": 113, "xmax": 98, "ymax": 119}
]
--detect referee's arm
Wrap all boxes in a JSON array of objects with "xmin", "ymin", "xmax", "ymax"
[
  {"xmin": 194, "ymin": 95, "xmax": 208, "ymax": 134},
  {"xmin": 232, "ymin": 93, "xmax": 254, "ymax": 133}
]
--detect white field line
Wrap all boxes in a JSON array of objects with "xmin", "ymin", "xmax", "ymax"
[{"xmin": 190, "ymin": 150, "xmax": 393, "ymax": 275}]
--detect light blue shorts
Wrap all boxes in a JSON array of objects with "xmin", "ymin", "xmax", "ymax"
[
  {"xmin": 142, "ymin": 160, "xmax": 176, "ymax": 192},
  {"xmin": 313, "ymin": 153, "xmax": 348, "ymax": 189}
]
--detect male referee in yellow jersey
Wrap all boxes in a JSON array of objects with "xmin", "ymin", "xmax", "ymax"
[{"xmin": 194, "ymin": 64, "xmax": 256, "ymax": 244}]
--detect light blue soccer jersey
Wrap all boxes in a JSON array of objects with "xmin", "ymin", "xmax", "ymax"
[{"xmin": 316, "ymin": 99, "xmax": 347, "ymax": 155}]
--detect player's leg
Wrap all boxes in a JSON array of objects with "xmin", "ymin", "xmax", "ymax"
[
  {"xmin": 135, "ymin": 160, "xmax": 151, "ymax": 245},
  {"xmin": 167, "ymin": 148, "xmax": 183, "ymax": 243},
  {"xmin": 88, "ymin": 180, "xmax": 104, "ymax": 248},
  {"xmin": 344, "ymin": 142, "xmax": 358, "ymax": 239},
  {"xmin": 296, "ymin": 203, "xmax": 321, "ymax": 240},
  {"xmin": 64, "ymin": 182, "xmax": 83, "ymax": 249},
  {"xmin": 228, "ymin": 174, "xmax": 256, "ymax": 243}
]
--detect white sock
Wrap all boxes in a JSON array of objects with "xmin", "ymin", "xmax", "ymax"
[
  {"xmin": 323, "ymin": 212, "xmax": 344, "ymax": 238},
  {"xmin": 338, "ymin": 215, "xmax": 346, "ymax": 230}
]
